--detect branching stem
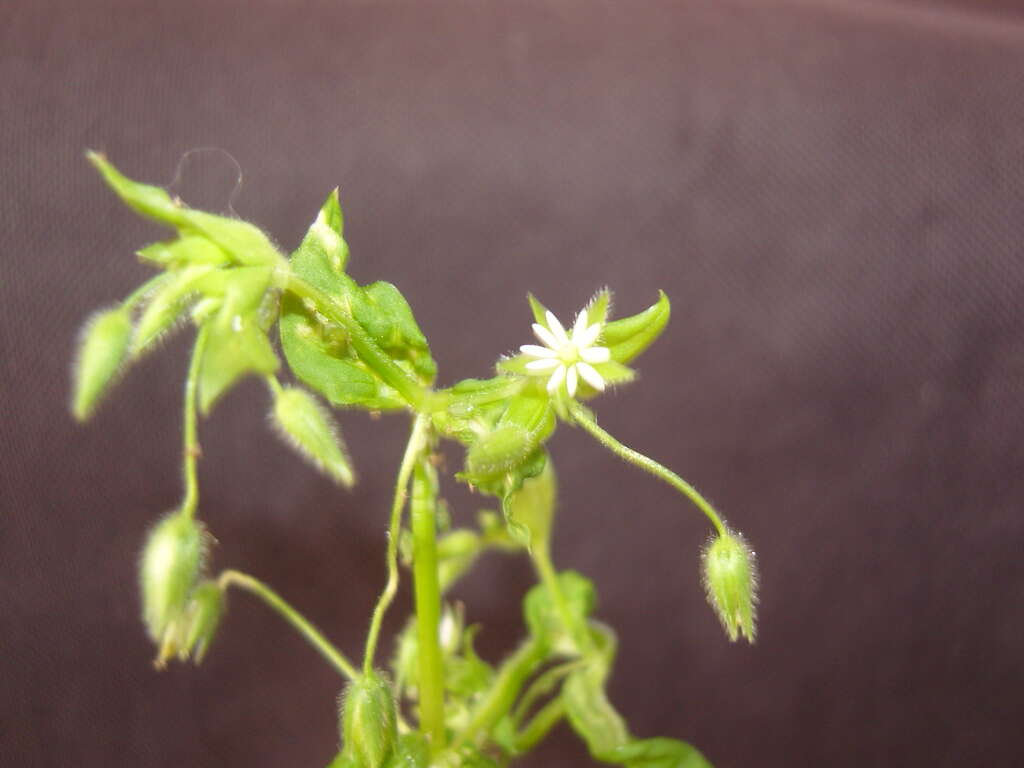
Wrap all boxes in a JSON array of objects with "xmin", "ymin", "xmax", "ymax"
[
  {"xmin": 218, "ymin": 569, "xmax": 358, "ymax": 680},
  {"xmin": 362, "ymin": 413, "xmax": 430, "ymax": 674}
]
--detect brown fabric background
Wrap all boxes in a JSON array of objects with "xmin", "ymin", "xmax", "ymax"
[{"xmin": 3, "ymin": 1, "xmax": 1023, "ymax": 765}]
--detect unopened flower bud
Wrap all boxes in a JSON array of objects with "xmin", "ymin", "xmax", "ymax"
[
  {"xmin": 71, "ymin": 306, "xmax": 133, "ymax": 421},
  {"xmin": 140, "ymin": 512, "xmax": 207, "ymax": 648},
  {"xmin": 339, "ymin": 670, "xmax": 398, "ymax": 768},
  {"xmin": 701, "ymin": 530, "xmax": 758, "ymax": 643}
]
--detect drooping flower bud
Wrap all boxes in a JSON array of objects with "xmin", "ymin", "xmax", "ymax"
[
  {"xmin": 701, "ymin": 530, "xmax": 758, "ymax": 643},
  {"xmin": 140, "ymin": 512, "xmax": 207, "ymax": 649},
  {"xmin": 339, "ymin": 670, "xmax": 398, "ymax": 768},
  {"xmin": 71, "ymin": 306, "xmax": 133, "ymax": 421}
]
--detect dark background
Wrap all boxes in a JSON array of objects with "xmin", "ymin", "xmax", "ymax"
[{"xmin": 3, "ymin": 0, "xmax": 1024, "ymax": 765}]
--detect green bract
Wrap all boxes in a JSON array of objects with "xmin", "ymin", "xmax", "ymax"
[{"xmin": 77, "ymin": 155, "xmax": 759, "ymax": 768}]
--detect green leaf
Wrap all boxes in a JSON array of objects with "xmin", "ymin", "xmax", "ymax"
[
  {"xmin": 610, "ymin": 739, "xmax": 713, "ymax": 768},
  {"xmin": 523, "ymin": 571, "xmax": 596, "ymax": 650},
  {"xmin": 355, "ymin": 281, "xmax": 436, "ymax": 383},
  {"xmin": 563, "ymin": 665, "xmax": 630, "ymax": 757},
  {"xmin": 88, "ymin": 153, "xmax": 281, "ymax": 267},
  {"xmin": 271, "ymin": 386, "xmax": 355, "ymax": 487},
  {"xmin": 71, "ymin": 306, "xmax": 133, "ymax": 421},
  {"xmin": 280, "ymin": 309, "xmax": 406, "ymax": 410},
  {"xmin": 279, "ymin": 194, "xmax": 434, "ymax": 408},
  {"xmin": 88, "ymin": 151, "xmax": 189, "ymax": 227},
  {"xmin": 198, "ymin": 313, "xmax": 278, "ymax": 414},
  {"xmin": 601, "ymin": 291, "xmax": 670, "ymax": 365}
]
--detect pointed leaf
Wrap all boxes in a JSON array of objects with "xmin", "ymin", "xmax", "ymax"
[
  {"xmin": 272, "ymin": 386, "xmax": 355, "ymax": 487},
  {"xmin": 527, "ymin": 293, "xmax": 550, "ymax": 326}
]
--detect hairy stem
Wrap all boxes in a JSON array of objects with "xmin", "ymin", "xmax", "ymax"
[
  {"xmin": 569, "ymin": 403, "xmax": 726, "ymax": 536},
  {"xmin": 411, "ymin": 457, "xmax": 446, "ymax": 750},
  {"xmin": 514, "ymin": 696, "xmax": 566, "ymax": 754},
  {"xmin": 218, "ymin": 569, "xmax": 358, "ymax": 680},
  {"xmin": 180, "ymin": 325, "xmax": 208, "ymax": 519},
  {"xmin": 453, "ymin": 639, "xmax": 548, "ymax": 750},
  {"xmin": 362, "ymin": 413, "xmax": 430, "ymax": 673}
]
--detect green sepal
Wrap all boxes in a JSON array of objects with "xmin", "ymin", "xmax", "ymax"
[
  {"xmin": 132, "ymin": 265, "xmax": 216, "ymax": 355},
  {"xmin": 198, "ymin": 315, "xmax": 278, "ymax": 415},
  {"xmin": 137, "ymin": 236, "xmax": 229, "ymax": 269},
  {"xmin": 586, "ymin": 289, "xmax": 612, "ymax": 326},
  {"xmin": 271, "ymin": 386, "xmax": 355, "ymax": 487},
  {"xmin": 523, "ymin": 570, "xmax": 596, "ymax": 652},
  {"xmin": 71, "ymin": 306, "xmax": 133, "ymax": 421},
  {"xmin": 601, "ymin": 291, "xmax": 670, "ymax": 365},
  {"xmin": 528, "ymin": 293, "xmax": 553, "ymax": 326},
  {"xmin": 463, "ymin": 395, "xmax": 555, "ymax": 482},
  {"xmin": 178, "ymin": 580, "xmax": 225, "ymax": 664},
  {"xmin": 339, "ymin": 670, "xmax": 398, "ymax": 768},
  {"xmin": 702, "ymin": 530, "xmax": 758, "ymax": 643},
  {"xmin": 88, "ymin": 153, "xmax": 281, "ymax": 267},
  {"xmin": 609, "ymin": 739, "xmax": 713, "ymax": 768}
]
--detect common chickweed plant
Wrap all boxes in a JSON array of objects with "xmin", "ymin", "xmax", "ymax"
[{"xmin": 72, "ymin": 154, "xmax": 758, "ymax": 768}]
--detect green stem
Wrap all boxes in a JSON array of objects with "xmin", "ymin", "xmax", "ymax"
[
  {"xmin": 531, "ymin": 544, "xmax": 595, "ymax": 656},
  {"xmin": 514, "ymin": 697, "xmax": 566, "ymax": 754},
  {"xmin": 282, "ymin": 273, "xmax": 430, "ymax": 411},
  {"xmin": 511, "ymin": 658, "xmax": 584, "ymax": 728},
  {"xmin": 411, "ymin": 457, "xmax": 446, "ymax": 750},
  {"xmin": 218, "ymin": 569, "xmax": 358, "ymax": 680},
  {"xmin": 453, "ymin": 639, "xmax": 548, "ymax": 750},
  {"xmin": 569, "ymin": 403, "xmax": 727, "ymax": 536},
  {"xmin": 362, "ymin": 413, "xmax": 430, "ymax": 674},
  {"xmin": 180, "ymin": 325, "xmax": 209, "ymax": 519}
]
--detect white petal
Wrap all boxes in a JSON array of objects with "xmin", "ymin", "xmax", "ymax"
[
  {"xmin": 532, "ymin": 323, "xmax": 562, "ymax": 350},
  {"xmin": 547, "ymin": 364, "xmax": 566, "ymax": 393},
  {"xmin": 581, "ymin": 346, "xmax": 610, "ymax": 364},
  {"xmin": 576, "ymin": 322, "xmax": 602, "ymax": 349},
  {"xmin": 526, "ymin": 358, "xmax": 560, "ymax": 371},
  {"xmin": 545, "ymin": 310, "xmax": 570, "ymax": 346},
  {"xmin": 520, "ymin": 344, "xmax": 558, "ymax": 358},
  {"xmin": 571, "ymin": 310, "xmax": 589, "ymax": 343},
  {"xmin": 576, "ymin": 362, "xmax": 606, "ymax": 391},
  {"xmin": 565, "ymin": 365, "xmax": 578, "ymax": 398}
]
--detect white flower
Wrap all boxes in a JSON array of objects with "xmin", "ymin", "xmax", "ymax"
[{"xmin": 520, "ymin": 308, "xmax": 611, "ymax": 398}]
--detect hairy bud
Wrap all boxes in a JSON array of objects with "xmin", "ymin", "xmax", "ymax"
[
  {"xmin": 71, "ymin": 306, "xmax": 133, "ymax": 421},
  {"xmin": 140, "ymin": 512, "xmax": 207, "ymax": 650},
  {"xmin": 339, "ymin": 671, "xmax": 398, "ymax": 768},
  {"xmin": 702, "ymin": 530, "xmax": 758, "ymax": 643}
]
